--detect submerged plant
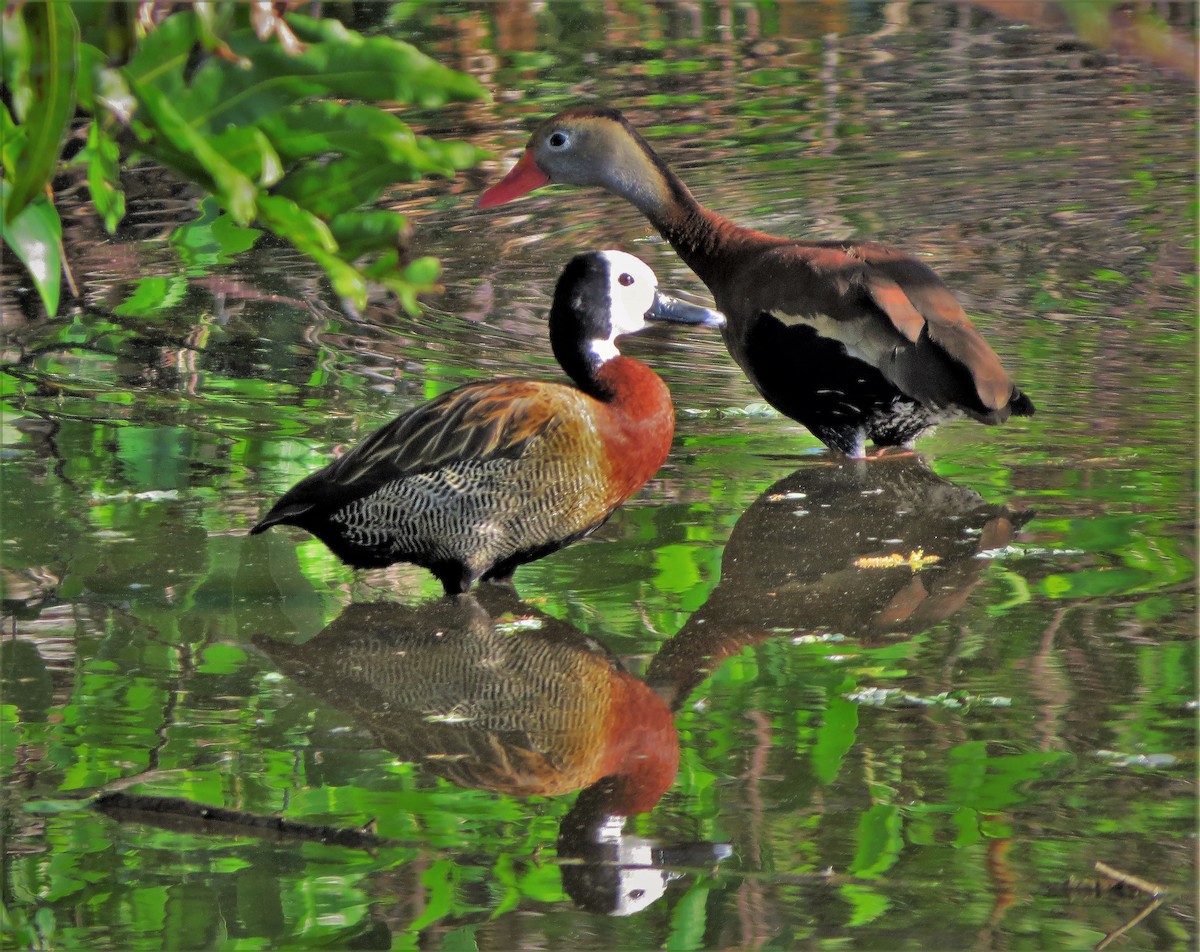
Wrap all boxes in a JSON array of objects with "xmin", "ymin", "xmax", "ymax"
[{"xmin": 0, "ymin": 1, "xmax": 487, "ymax": 316}]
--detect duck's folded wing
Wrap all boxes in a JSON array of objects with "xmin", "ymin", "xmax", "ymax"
[
  {"xmin": 326, "ymin": 380, "xmax": 567, "ymax": 488},
  {"xmin": 252, "ymin": 381, "xmax": 570, "ymax": 532},
  {"xmin": 854, "ymin": 247, "xmax": 1022, "ymax": 417}
]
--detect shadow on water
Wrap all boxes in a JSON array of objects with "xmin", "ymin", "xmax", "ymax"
[{"xmin": 253, "ymin": 587, "xmax": 731, "ymax": 917}]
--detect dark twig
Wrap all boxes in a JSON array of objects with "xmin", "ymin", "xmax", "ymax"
[
  {"xmin": 1095, "ymin": 897, "xmax": 1165, "ymax": 951},
  {"xmin": 93, "ymin": 791, "xmax": 396, "ymax": 851},
  {"xmin": 1093, "ymin": 860, "xmax": 1167, "ymax": 898},
  {"xmin": 1092, "ymin": 860, "xmax": 1170, "ymax": 952}
]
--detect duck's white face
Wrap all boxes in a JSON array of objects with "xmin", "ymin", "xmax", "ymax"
[{"xmin": 588, "ymin": 250, "xmax": 658, "ymax": 363}]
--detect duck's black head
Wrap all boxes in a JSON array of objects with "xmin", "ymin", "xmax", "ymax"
[{"xmin": 549, "ymin": 250, "xmax": 723, "ymax": 396}]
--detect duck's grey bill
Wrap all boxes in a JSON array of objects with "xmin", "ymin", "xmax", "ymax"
[{"xmin": 646, "ymin": 291, "xmax": 725, "ymax": 327}]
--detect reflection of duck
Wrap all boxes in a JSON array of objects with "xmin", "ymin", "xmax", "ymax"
[
  {"xmin": 255, "ymin": 586, "xmax": 730, "ymax": 915},
  {"xmin": 479, "ymin": 107, "xmax": 1033, "ymax": 457},
  {"xmin": 648, "ymin": 456, "xmax": 1031, "ymax": 698},
  {"xmin": 250, "ymin": 251, "xmax": 721, "ymax": 594}
]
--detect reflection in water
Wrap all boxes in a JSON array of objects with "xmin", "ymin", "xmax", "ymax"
[
  {"xmin": 255, "ymin": 587, "xmax": 730, "ymax": 916},
  {"xmin": 649, "ymin": 456, "xmax": 1031, "ymax": 701}
]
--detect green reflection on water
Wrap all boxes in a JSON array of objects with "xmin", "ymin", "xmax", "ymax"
[{"xmin": 2, "ymin": 1, "xmax": 1196, "ymax": 949}]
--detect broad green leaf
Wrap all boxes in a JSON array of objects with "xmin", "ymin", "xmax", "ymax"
[
  {"xmin": 0, "ymin": 180, "xmax": 62, "ymax": 315},
  {"xmin": 307, "ymin": 248, "xmax": 370, "ymax": 313},
  {"xmin": 840, "ymin": 883, "xmax": 890, "ymax": 927},
  {"xmin": 408, "ymin": 860, "xmax": 455, "ymax": 931},
  {"xmin": 1, "ymin": 5, "xmax": 34, "ymax": 120},
  {"xmin": 74, "ymin": 42, "xmax": 107, "ymax": 112},
  {"xmin": 515, "ymin": 862, "xmax": 563, "ymax": 903},
  {"xmin": 665, "ymin": 882, "xmax": 711, "ymax": 950},
  {"xmin": 952, "ymin": 806, "xmax": 982, "ymax": 847},
  {"xmin": 4, "ymin": 1, "xmax": 78, "ymax": 224},
  {"xmin": 120, "ymin": 9, "xmax": 198, "ymax": 102},
  {"xmin": 279, "ymin": 14, "xmax": 485, "ymax": 107},
  {"xmin": 402, "ymin": 257, "xmax": 441, "ymax": 287}
]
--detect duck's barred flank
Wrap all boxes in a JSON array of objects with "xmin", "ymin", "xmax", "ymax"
[{"xmin": 328, "ymin": 452, "xmax": 608, "ymax": 579}]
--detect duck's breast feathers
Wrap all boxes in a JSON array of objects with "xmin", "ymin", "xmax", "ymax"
[{"xmin": 731, "ymin": 241, "xmax": 1024, "ymax": 416}]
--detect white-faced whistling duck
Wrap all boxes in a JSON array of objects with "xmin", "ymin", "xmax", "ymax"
[
  {"xmin": 478, "ymin": 106, "xmax": 1035, "ymax": 459},
  {"xmin": 250, "ymin": 250, "xmax": 724, "ymax": 595}
]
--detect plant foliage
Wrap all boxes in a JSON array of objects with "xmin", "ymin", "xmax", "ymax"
[{"xmin": 0, "ymin": 2, "xmax": 487, "ymax": 316}]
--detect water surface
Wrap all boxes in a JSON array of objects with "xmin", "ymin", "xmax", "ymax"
[{"xmin": 2, "ymin": 3, "xmax": 1195, "ymax": 949}]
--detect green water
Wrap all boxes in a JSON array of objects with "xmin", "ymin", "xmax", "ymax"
[{"xmin": 2, "ymin": 3, "xmax": 1195, "ymax": 949}]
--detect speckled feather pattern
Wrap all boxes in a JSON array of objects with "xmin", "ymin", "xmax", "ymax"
[{"xmin": 329, "ymin": 414, "xmax": 612, "ymax": 582}]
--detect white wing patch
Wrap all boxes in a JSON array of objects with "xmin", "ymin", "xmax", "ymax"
[{"xmin": 769, "ymin": 309, "xmax": 896, "ymax": 367}]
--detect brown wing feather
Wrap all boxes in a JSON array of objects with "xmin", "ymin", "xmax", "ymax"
[
  {"xmin": 853, "ymin": 244, "xmax": 1017, "ymax": 412},
  {"xmin": 327, "ymin": 379, "xmax": 576, "ymax": 487}
]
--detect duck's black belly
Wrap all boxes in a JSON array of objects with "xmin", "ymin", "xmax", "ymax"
[{"xmin": 741, "ymin": 315, "xmax": 946, "ymax": 455}]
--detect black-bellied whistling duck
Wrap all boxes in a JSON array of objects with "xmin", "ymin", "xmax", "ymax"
[
  {"xmin": 478, "ymin": 106, "xmax": 1035, "ymax": 458},
  {"xmin": 250, "ymin": 250, "xmax": 723, "ymax": 595}
]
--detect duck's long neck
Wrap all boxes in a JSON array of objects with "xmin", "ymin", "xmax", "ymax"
[{"xmin": 606, "ymin": 132, "xmax": 747, "ymax": 289}]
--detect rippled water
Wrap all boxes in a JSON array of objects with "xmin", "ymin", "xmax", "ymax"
[{"xmin": 2, "ymin": 3, "xmax": 1195, "ymax": 949}]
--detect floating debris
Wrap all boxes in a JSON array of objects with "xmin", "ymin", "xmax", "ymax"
[
  {"xmin": 854, "ymin": 549, "xmax": 942, "ymax": 571},
  {"xmin": 765, "ymin": 491, "xmax": 808, "ymax": 503},
  {"xmin": 785, "ymin": 632, "xmax": 846, "ymax": 644},
  {"xmin": 90, "ymin": 489, "xmax": 181, "ymax": 504},
  {"xmin": 1094, "ymin": 750, "xmax": 1179, "ymax": 769},
  {"xmin": 976, "ymin": 544, "xmax": 1086, "ymax": 559},
  {"xmin": 846, "ymin": 687, "xmax": 1012, "ymax": 709}
]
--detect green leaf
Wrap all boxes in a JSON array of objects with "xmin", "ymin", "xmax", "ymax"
[
  {"xmin": 121, "ymin": 9, "xmax": 197, "ymax": 102},
  {"xmin": 126, "ymin": 76, "xmax": 258, "ymax": 223},
  {"xmin": 402, "ymin": 257, "xmax": 441, "ymax": 287},
  {"xmin": 171, "ymin": 197, "xmax": 261, "ymax": 268},
  {"xmin": 4, "ymin": 1, "xmax": 79, "ymax": 224},
  {"xmin": 82, "ymin": 121, "xmax": 126, "ymax": 234},
  {"xmin": 278, "ymin": 14, "xmax": 485, "ymax": 108},
  {"xmin": 327, "ymin": 210, "xmax": 407, "ymax": 259},
  {"xmin": 113, "ymin": 275, "xmax": 189, "ymax": 318},
  {"xmin": 74, "ymin": 42, "xmax": 107, "ymax": 112},
  {"xmin": 257, "ymin": 195, "xmax": 337, "ymax": 255},
  {"xmin": 408, "ymin": 860, "xmax": 455, "ymax": 931},
  {"xmin": 0, "ymin": 102, "xmax": 26, "ymax": 179},
  {"xmin": 208, "ymin": 126, "xmax": 284, "ymax": 187},
  {"xmin": 0, "ymin": 179, "xmax": 62, "ymax": 315},
  {"xmin": 951, "ymin": 806, "xmax": 981, "ymax": 847},
  {"xmin": 272, "ymin": 155, "xmax": 401, "ymax": 219},
  {"xmin": 1, "ymin": 7, "xmax": 34, "ymax": 120},
  {"xmin": 811, "ymin": 697, "xmax": 857, "ymax": 785},
  {"xmin": 849, "ymin": 804, "xmax": 903, "ymax": 878},
  {"xmin": 840, "ymin": 883, "xmax": 890, "ymax": 927},
  {"xmin": 665, "ymin": 882, "xmax": 711, "ymax": 950}
]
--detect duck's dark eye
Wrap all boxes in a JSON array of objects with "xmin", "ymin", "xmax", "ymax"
[
  {"xmin": 618, "ymin": 273, "xmax": 634, "ymax": 287},
  {"xmin": 548, "ymin": 131, "xmax": 568, "ymax": 148}
]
